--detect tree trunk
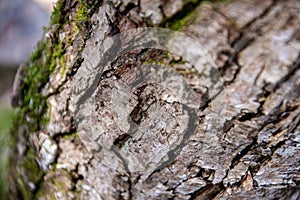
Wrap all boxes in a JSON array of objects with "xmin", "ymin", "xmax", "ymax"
[{"xmin": 7, "ymin": 0, "xmax": 300, "ymax": 199}]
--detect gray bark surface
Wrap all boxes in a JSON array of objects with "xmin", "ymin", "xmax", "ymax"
[{"xmin": 7, "ymin": 0, "xmax": 300, "ymax": 199}]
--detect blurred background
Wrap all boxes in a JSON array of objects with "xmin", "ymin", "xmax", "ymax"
[{"xmin": 0, "ymin": 0, "xmax": 56, "ymax": 197}]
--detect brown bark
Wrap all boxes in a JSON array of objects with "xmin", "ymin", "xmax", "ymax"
[{"xmin": 8, "ymin": 0, "xmax": 300, "ymax": 199}]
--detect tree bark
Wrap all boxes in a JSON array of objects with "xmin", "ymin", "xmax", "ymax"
[{"xmin": 7, "ymin": 0, "xmax": 300, "ymax": 199}]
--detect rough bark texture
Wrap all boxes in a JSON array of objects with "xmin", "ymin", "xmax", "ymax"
[{"xmin": 7, "ymin": 0, "xmax": 300, "ymax": 199}]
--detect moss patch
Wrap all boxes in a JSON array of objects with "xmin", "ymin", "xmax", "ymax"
[
  {"xmin": 164, "ymin": 0, "xmax": 202, "ymax": 31},
  {"xmin": 15, "ymin": 149, "xmax": 45, "ymax": 200},
  {"xmin": 8, "ymin": 0, "xmax": 100, "ymax": 199},
  {"xmin": 76, "ymin": 0, "xmax": 90, "ymax": 22},
  {"xmin": 35, "ymin": 169, "xmax": 73, "ymax": 200},
  {"xmin": 73, "ymin": 0, "xmax": 100, "ymax": 31},
  {"xmin": 12, "ymin": 0, "xmax": 70, "ymax": 137},
  {"xmin": 62, "ymin": 131, "xmax": 79, "ymax": 139},
  {"xmin": 50, "ymin": 0, "xmax": 67, "ymax": 26},
  {"xmin": 168, "ymin": 7, "xmax": 197, "ymax": 31},
  {"xmin": 11, "ymin": 0, "xmax": 100, "ymax": 140},
  {"xmin": 165, "ymin": 0, "xmax": 230, "ymax": 31}
]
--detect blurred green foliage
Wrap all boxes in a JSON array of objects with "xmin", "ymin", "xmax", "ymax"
[{"xmin": 0, "ymin": 102, "xmax": 14, "ymax": 200}]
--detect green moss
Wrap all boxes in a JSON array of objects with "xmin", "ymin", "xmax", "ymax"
[
  {"xmin": 76, "ymin": 0, "xmax": 90, "ymax": 22},
  {"xmin": 145, "ymin": 58, "xmax": 166, "ymax": 66},
  {"xmin": 53, "ymin": 178, "xmax": 67, "ymax": 191},
  {"xmin": 35, "ymin": 170, "xmax": 73, "ymax": 199},
  {"xmin": 9, "ymin": 0, "xmax": 71, "ymax": 198},
  {"xmin": 11, "ymin": 0, "xmax": 100, "ymax": 138},
  {"xmin": 11, "ymin": 36, "xmax": 63, "ymax": 135},
  {"xmin": 169, "ymin": 59, "xmax": 186, "ymax": 66},
  {"xmin": 169, "ymin": 8, "xmax": 197, "ymax": 31},
  {"xmin": 35, "ymin": 180, "xmax": 56, "ymax": 200},
  {"xmin": 73, "ymin": 0, "xmax": 99, "ymax": 32},
  {"xmin": 165, "ymin": 0, "xmax": 201, "ymax": 31},
  {"xmin": 63, "ymin": 131, "xmax": 79, "ymax": 139},
  {"xmin": 166, "ymin": 0, "xmax": 231, "ymax": 31},
  {"xmin": 22, "ymin": 149, "xmax": 45, "ymax": 184},
  {"xmin": 11, "ymin": 0, "xmax": 78, "ymax": 137},
  {"xmin": 50, "ymin": 0, "xmax": 67, "ymax": 26},
  {"xmin": 17, "ymin": 176, "xmax": 33, "ymax": 200},
  {"xmin": 8, "ymin": 1, "xmax": 101, "ymax": 198},
  {"xmin": 17, "ymin": 149, "xmax": 45, "ymax": 200}
]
